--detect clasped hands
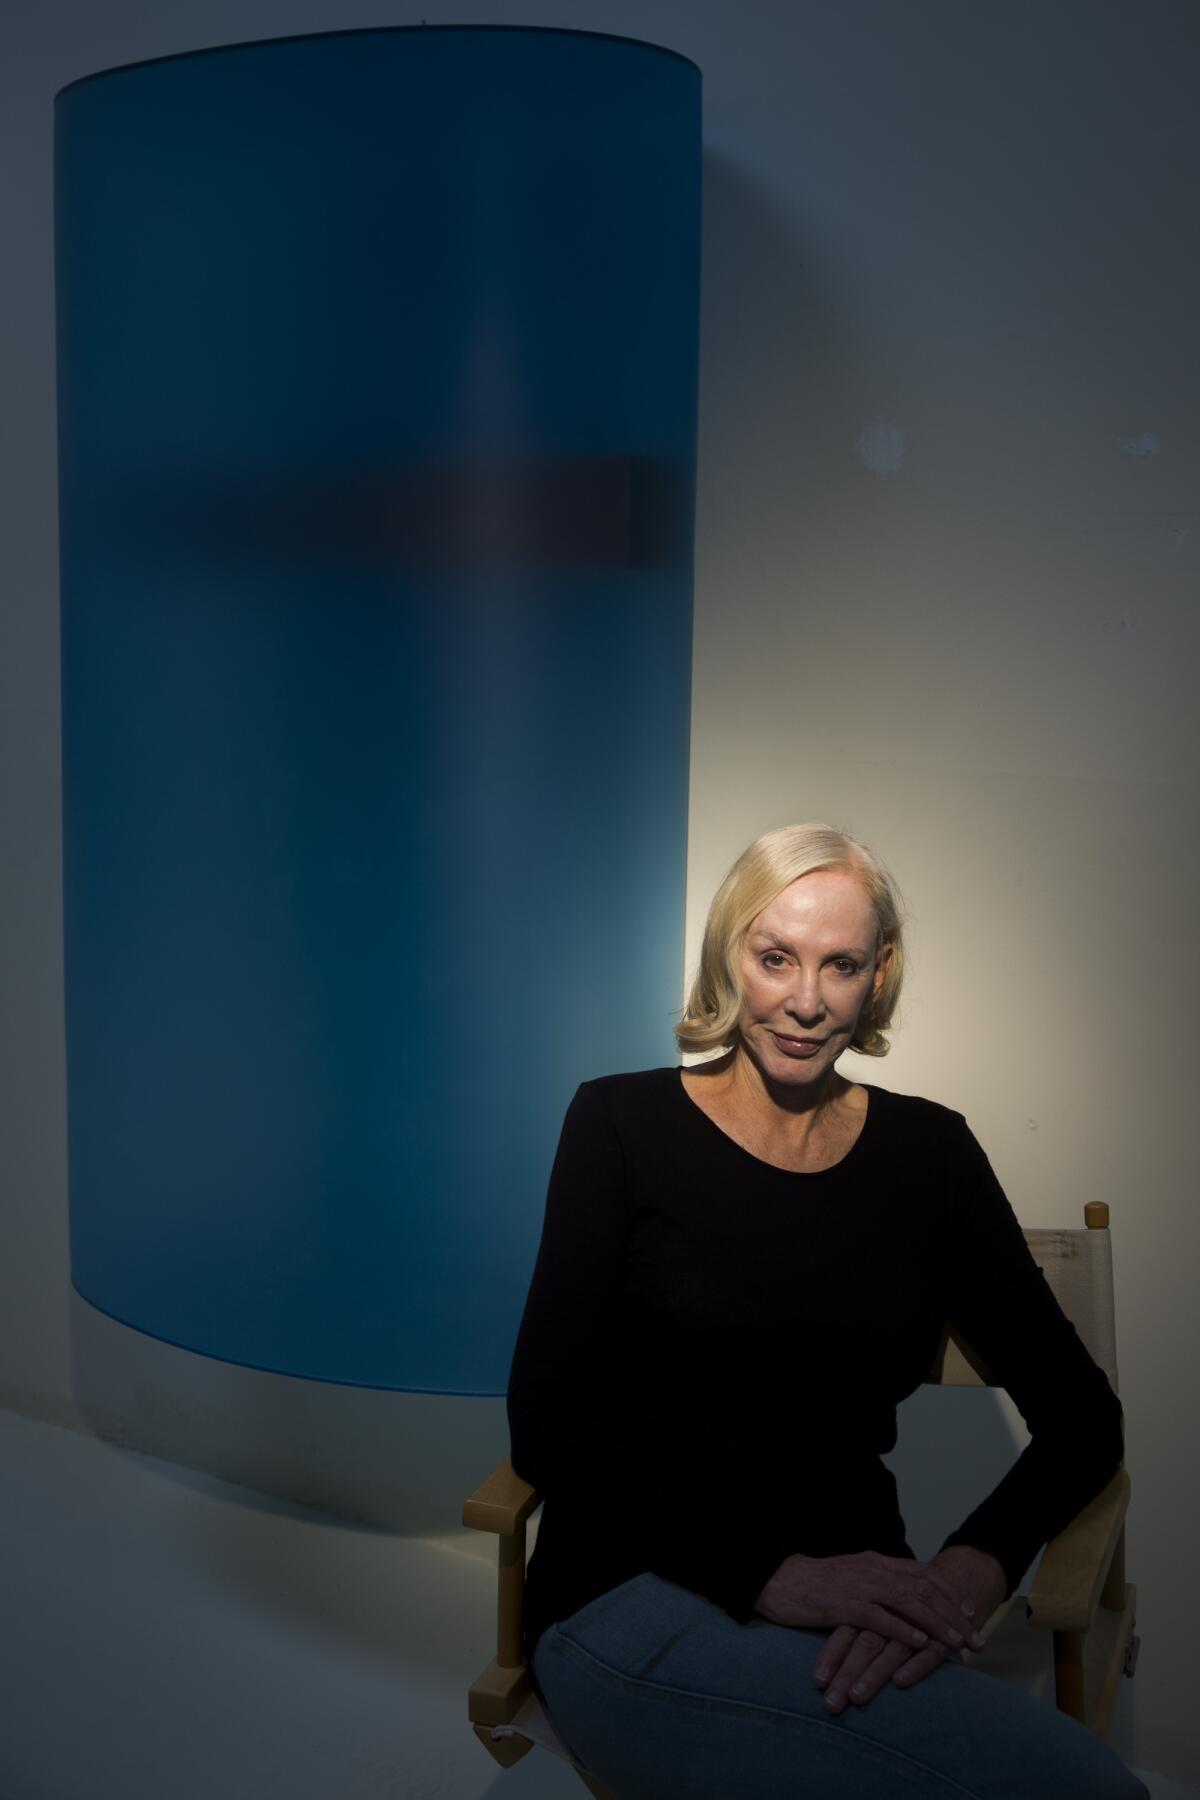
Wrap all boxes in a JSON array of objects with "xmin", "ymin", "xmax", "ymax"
[{"xmin": 755, "ymin": 1544, "xmax": 1007, "ymax": 1715}]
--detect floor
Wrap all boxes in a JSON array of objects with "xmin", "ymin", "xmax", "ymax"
[{"xmin": 0, "ymin": 1409, "xmax": 1192, "ymax": 1800}]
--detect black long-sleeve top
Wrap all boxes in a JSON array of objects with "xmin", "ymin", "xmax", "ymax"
[{"xmin": 507, "ymin": 1068, "xmax": 1124, "ymax": 1658}]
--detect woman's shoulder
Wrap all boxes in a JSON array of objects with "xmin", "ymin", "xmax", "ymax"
[
  {"xmin": 575, "ymin": 1066, "xmax": 681, "ymax": 1104},
  {"xmin": 861, "ymin": 1083, "xmax": 973, "ymax": 1143},
  {"xmin": 566, "ymin": 1066, "xmax": 683, "ymax": 1129}
]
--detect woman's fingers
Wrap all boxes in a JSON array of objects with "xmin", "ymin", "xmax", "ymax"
[
  {"xmin": 873, "ymin": 1590, "xmax": 985, "ymax": 1655},
  {"xmin": 890, "ymin": 1641, "xmax": 954, "ymax": 1692},
  {"xmin": 862, "ymin": 1601, "xmax": 978, "ymax": 1655},
  {"xmin": 812, "ymin": 1625, "xmax": 858, "ymax": 1689},
  {"xmin": 820, "ymin": 1633, "xmax": 911, "ymax": 1711},
  {"xmin": 821, "ymin": 1634, "xmax": 960, "ymax": 1712}
]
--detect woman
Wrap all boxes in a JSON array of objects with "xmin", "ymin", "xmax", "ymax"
[{"xmin": 507, "ymin": 823, "xmax": 1145, "ymax": 1799}]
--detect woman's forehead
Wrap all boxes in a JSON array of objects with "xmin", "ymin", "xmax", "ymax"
[{"xmin": 750, "ymin": 869, "xmax": 877, "ymax": 939}]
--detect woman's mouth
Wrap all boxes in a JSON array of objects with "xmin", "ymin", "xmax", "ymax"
[{"xmin": 771, "ymin": 1033, "xmax": 826, "ymax": 1057}]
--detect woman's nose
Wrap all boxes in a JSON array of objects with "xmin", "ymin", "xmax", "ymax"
[{"xmin": 786, "ymin": 973, "xmax": 825, "ymax": 1024}]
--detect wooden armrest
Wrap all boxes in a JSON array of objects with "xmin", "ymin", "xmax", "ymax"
[
  {"xmin": 463, "ymin": 1456, "xmax": 542, "ymax": 1535},
  {"xmin": 1026, "ymin": 1465, "xmax": 1130, "ymax": 1634}
]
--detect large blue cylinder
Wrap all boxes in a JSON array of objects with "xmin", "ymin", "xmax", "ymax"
[{"xmin": 56, "ymin": 27, "xmax": 700, "ymax": 1392}]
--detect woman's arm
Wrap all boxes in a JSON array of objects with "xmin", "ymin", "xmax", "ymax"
[
  {"xmin": 806, "ymin": 1117, "xmax": 1118, "ymax": 1716},
  {"xmin": 935, "ymin": 1118, "xmax": 1125, "ymax": 1595}
]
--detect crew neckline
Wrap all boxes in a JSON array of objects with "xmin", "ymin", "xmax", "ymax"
[{"xmin": 674, "ymin": 1065, "xmax": 879, "ymax": 1177}]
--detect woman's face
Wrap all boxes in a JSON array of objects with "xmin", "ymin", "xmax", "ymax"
[{"xmin": 736, "ymin": 868, "xmax": 889, "ymax": 1090}]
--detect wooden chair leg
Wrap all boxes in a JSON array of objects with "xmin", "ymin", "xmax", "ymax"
[
  {"xmin": 1092, "ymin": 1582, "xmax": 1139, "ymax": 1741},
  {"xmin": 1053, "ymin": 1628, "xmax": 1086, "ymax": 1722},
  {"xmin": 472, "ymin": 1724, "xmax": 534, "ymax": 1769},
  {"xmin": 1043, "ymin": 1579, "xmax": 1140, "ymax": 1741}
]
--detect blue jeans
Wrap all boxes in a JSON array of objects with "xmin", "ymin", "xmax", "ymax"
[{"xmin": 530, "ymin": 1572, "xmax": 1149, "ymax": 1800}]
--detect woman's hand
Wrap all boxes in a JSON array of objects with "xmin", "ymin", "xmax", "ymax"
[
  {"xmin": 809, "ymin": 1546, "xmax": 1008, "ymax": 1714},
  {"xmin": 813, "ymin": 1623, "xmax": 962, "ymax": 1713},
  {"xmin": 755, "ymin": 1547, "xmax": 990, "ymax": 1659}
]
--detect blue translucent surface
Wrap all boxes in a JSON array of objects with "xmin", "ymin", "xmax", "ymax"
[{"xmin": 56, "ymin": 28, "xmax": 700, "ymax": 1390}]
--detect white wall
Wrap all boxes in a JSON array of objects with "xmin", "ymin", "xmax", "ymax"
[{"xmin": 2, "ymin": 0, "xmax": 1197, "ymax": 1787}]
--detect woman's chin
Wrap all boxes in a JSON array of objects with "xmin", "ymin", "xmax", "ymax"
[{"xmin": 747, "ymin": 1038, "xmax": 837, "ymax": 1088}]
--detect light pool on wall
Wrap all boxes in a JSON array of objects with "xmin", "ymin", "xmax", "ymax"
[{"xmin": 55, "ymin": 26, "xmax": 701, "ymax": 1392}]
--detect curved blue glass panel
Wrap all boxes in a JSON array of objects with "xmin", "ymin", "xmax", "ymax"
[{"xmin": 56, "ymin": 27, "xmax": 700, "ymax": 1392}]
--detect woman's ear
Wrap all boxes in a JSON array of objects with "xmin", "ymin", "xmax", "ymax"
[{"xmin": 872, "ymin": 940, "xmax": 894, "ymax": 1001}]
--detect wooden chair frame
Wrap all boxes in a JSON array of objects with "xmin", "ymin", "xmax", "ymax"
[{"xmin": 465, "ymin": 1202, "xmax": 1139, "ymax": 1792}]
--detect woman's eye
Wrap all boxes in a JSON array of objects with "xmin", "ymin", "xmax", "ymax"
[
  {"xmin": 832, "ymin": 959, "xmax": 860, "ymax": 976},
  {"xmin": 762, "ymin": 953, "xmax": 787, "ymax": 969}
]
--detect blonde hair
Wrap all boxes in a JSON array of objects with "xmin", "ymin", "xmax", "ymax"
[{"xmin": 676, "ymin": 823, "xmax": 905, "ymax": 1059}]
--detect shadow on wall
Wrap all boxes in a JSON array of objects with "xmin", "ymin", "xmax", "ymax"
[{"xmin": 697, "ymin": 142, "xmax": 879, "ymax": 560}]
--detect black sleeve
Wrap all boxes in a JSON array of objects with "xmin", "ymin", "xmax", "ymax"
[
  {"xmin": 506, "ymin": 1079, "xmax": 791, "ymax": 1620},
  {"xmin": 936, "ymin": 1118, "xmax": 1125, "ymax": 1599}
]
